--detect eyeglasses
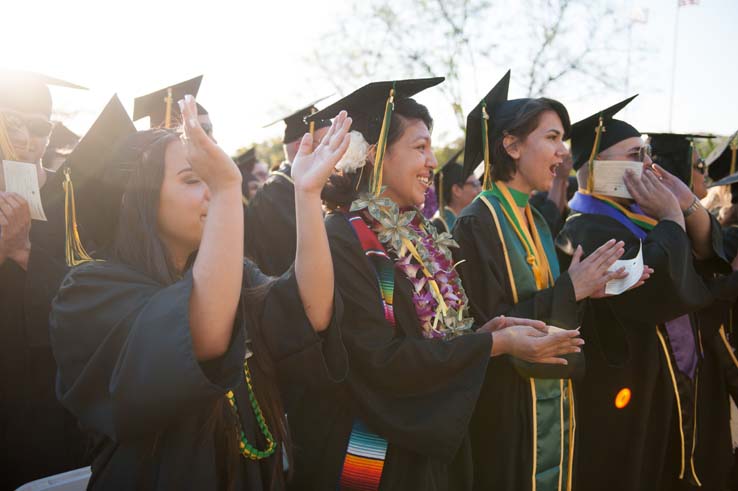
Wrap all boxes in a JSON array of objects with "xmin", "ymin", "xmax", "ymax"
[
  {"xmin": 624, "ymin": 144, "xmax": 652, "ymax": 163},
  {"xmin": 693, "ymin": 158, "xmax": 706, "ymax": 175},
  {"xmin": 0, "ymin": 110, "xmax": 53, "ymax": 138}
]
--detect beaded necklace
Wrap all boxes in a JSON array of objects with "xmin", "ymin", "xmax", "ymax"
[{"xmin": 225, "ymin": 359, "xmax": 277, "ymax": 460}]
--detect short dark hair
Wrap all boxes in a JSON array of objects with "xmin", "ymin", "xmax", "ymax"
[
  {"xmin": 490, "ymin": 98, "xmax": 570, "ymax": 182},
  {"xmin": 322, "ymin": 98, "xmax": 433, "ymax": 210}
]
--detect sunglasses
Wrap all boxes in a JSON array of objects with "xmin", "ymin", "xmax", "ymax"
[{"xmin": 0, "ymin": 110, "xmax": 53, "ymax": 138}]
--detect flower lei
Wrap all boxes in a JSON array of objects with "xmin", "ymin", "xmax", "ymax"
[{"xmin": 351, "ymin": 191, "xmax": 474, "ymax": 339}]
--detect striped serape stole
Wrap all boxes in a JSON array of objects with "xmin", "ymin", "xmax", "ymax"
[{"xmin": 337, "ymin": 214, "xmax": 393, "ymax": 491}]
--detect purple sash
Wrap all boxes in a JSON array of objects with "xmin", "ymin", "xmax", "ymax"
[{"xmin": 568, "ymin": 192, "xmax": 648, "ymax": 241}]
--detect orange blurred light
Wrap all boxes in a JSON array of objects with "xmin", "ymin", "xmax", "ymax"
[{"xmin": 615, "ymin": 388, "xmax": 631, "ymax": 409}]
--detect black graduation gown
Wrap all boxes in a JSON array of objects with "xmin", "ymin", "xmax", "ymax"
[
  {"xmin": 0, "ymin": 170, "xmax": 89, "ymax": 490},
  {"xmin": 530, "ymin": 192, "xmax": 565, "ymax": 237},
  {"xmin": 555, "ymin": 214, "xmax": 716, "ymax": 491},
  {"xmin": 50, "ymin": 259, "xmax": 347, "ymax": 491},
  {"xmin": 452, "ymin": 198, "xmax": 583, "ymax": 491},
  {"xmin": 244, "ymin": 164, "xmax": 296, "ymax": 276},
  {"xmin": 288, "ymin": 212, "xmax": 492, "ymax": 491}
]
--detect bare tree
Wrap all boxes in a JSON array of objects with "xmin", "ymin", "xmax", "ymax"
[{"xmin": 306, "ymin": 0, "xmax": 646, "ymax": 131}]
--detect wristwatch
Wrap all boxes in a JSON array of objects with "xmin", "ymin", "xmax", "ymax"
[{"xmin": 683, "ymin": 196, "xmax": 702, "ymax": 218}]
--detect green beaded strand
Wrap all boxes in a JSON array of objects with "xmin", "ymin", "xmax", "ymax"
[{"xmin": 225, "ymin": 360, "xmax": 277, "ymax": 460}]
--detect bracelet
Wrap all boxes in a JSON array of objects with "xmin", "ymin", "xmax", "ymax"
[{"xmin": 683, "ymin": 196, "xmax": 701, "ymax": 218}]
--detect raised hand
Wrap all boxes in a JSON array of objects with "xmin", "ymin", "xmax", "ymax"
[
  {"xmin": 568, "ymin": 239, "xmax": 626, "ymax": 301},
  {"xmin": 291, "ymin": 110, "xmax": 352, "ymax": 196},
  {"xmin": 650, "ymin": 163, "xmax": 695, "ymax": 210},
  {"xmin": 624, "ymin": 168, "xmax": 684, "ymax": 228},
  {"xmin": 0, "ymin": 191, "xmax": 31, "ymax": 268},
  {"xmin": 178, "ymin": 95, "xmax": 241, "ymax": 194}
]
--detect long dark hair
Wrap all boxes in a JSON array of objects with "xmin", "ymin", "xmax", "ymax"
[
  {"xmin": 490, "ymin": 98, "xmax": 570, "ymax": 182},
  {"xmin": 322, "ymin": 98, "xmax": 433, "ymax": 210},
  {"xmin": 108, "ymin": 129, "xmax": 290, "ymax": 490}
]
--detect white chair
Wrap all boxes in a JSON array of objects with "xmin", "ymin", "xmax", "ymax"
[{"xmin": 15, "ymin": 467, "xmax": 91, "ymax": 491}]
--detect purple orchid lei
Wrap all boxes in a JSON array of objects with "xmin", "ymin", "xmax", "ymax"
[{"xmin": 351, "ymin": 191, "xmax": 474, "ymax": 339}]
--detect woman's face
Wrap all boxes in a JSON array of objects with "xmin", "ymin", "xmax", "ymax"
[
  {"xmin": 381, "ymin": 118, "xmax": 438, "ymax": 207},
  {"xmin": 507, "ymin": 110, "xmax": 568, "ymax": 193},
  {"xmin": 157, "ymin": 140, "xmax": 210, "ymax": 257}
]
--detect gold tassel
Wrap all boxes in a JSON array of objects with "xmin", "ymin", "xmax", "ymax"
[
  {"xmin": 163, "ymin": 87, "xmax": 173, "ymax": 129},
  {"xmin": 730, "ymin": 136, "xmax": 737, "ymax": 175},
  {"xmin": 438, "ymin": 171, "xmax": 445, "ymax": 221},
  {"xmin": 587, "ymin": 116, "xmax": 605, "ymax": 193},
  {"xmin": 370, "ymin": 85, "xmax": 395, "ymax": 196},
  {"xmin": 481, "ymin": 103, "xmax": 493, "ymax": 190},
  {"xmin": 63, "ymin": 168, "xmax": 95, "ymax": 266},
  {"xmin": 309, "ymin": 120, "xmax": 315, "ymax": 138}
]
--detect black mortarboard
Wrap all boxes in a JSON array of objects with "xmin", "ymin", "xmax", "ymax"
[
  {"xmin": 307, "ymin": 77, "xmax": 444, "ymax": 143},
  {"xmin": 435, "ymin": 149, "xmax": 464, "ymax": 209},
  {"xmin": 569, "ymin": 95, "xmax": 640, "ymax": 171},
  {"xmin": 265, "ymin": 96, "xmax": 332, "ymax": 144},
  {"xmin": 647, "ymin": 132, "xmax": 714, "ymax": 187},
  {"xmin": 0, "ymin": 70, "xmax": 87, "ymax": 116},
  {"xmin": 133, "ymin": 75, "xmax": 203, "ymax": 129},
  {"xmin": 462, "ymin": 71, "xmax": 510, "ymax": 183},
  {"xmin": 234, "ymin": 147, "xmax": 257, "ymax": 173},
  {"xmin": 462, "ymin": 70, "xmax": 571, "ymax": 187},
  {"xmin": 47, "ymin": 123, "xmax": 79, "ymax": 152},
  {"xmin": 61, "ymin": 95, "xmax": 137, "ymax": 264},
  {"xmin": 307, "ymin": 77, "xmax": 444, "ymax": 195},
  {"xmin": 705, "ymin": 130, "xmax": 738, "ymax": 182}
]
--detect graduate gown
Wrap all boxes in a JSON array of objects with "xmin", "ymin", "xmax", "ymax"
[
  {"xmin": 288, "ymin": 211, "xmax": 493, "ymax": 491},
  {"xmin": 555, "ymin": 193, "xmax": 718, "ymax": 491},
  {"xmin": 453, "ymin": 189, "xmax": 583, "ymax": 491},
  {"xmin": 244, "ymin": 163, "xmax": 296, "ymax": 276},
  {"xmin": 50, "ymin": 259, "xmax": 347, "ymax": 491},
  {"xmin": 431, "ymin": 206, "xmax": 457, "ymax": 235},
  {"xmin": 0, "ymin": 170, "xmax": 89, "ymax": 490}
]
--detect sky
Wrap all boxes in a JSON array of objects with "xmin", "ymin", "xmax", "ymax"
[{"xmin": 3, "ymin": 0, "xmax": 737, "ymax": 155}]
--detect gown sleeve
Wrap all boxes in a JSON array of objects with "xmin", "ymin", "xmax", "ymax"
[
  {"xmin": 453, "ymin": 204, "xmax": 583, "ymax": 379},
  {"xmin": 557, "ymin": 216, "xmax": 714, "ymax": 327},
  {"xmin": 242, "ymin": 260, "xmax": 348, "ymax": 388},
  {"xmin": 50, "ymin": 262, "xmax": 247, "ymax": 442},
  {"xmin": 325, "ymin": 213, "xmax": 492, "ymax": 461},
  {"xmin": 22, "ymin": 242, "xmax": 70, "ymax": 347}
]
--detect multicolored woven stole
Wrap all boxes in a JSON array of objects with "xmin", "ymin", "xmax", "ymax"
[{"xmin": 337, "ymin": 214, "xmax": 392, "ymax": 491}]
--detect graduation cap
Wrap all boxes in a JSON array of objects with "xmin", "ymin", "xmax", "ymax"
[
  {"xmin": 61, "ymin": 95, "xmax": 137, "ymax": 265},
  {"xmin": 569, "ymin": 95, "xmax": 639, "ymax": 171},
  {"xmin": 435, "ymin": 149, "xmax": 464, "ymax": 211},
  {"xmin": 133, "ymin": 75, "xmax": 203, "ymax": 129},
  {"xmin": 462, "ymin": 70, "xmax": 570, "ymax": 189},
  {"xmin": 234, "ymin": 147, "xmax": 257, "ymax": 173},
  {"xmin": 705, "ymin": 130, "xmax": 738, "ymax": 182},
  {"xmin": 462, "ymin": 70, "xmax": 510, "ymax": 187},
  {"xmin": 308, "ymin": 77, "xmax": 444, "ymax": 195},
  {"xmin": 647, "ymin": 132, "xmax": 714, "ymax": 187},
  {"xmin": 0, "ymin": 70, "xmax": 87, "ymax": 116},
  {"xmin": 47, "ymin": 123, "xmax": 79, "ymax": 152},
  {"xmin": 265, "ymin": 96, "xmax": 332, "ymax": 144}
]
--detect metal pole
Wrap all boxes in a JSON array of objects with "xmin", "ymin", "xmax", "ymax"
[{"xmin": 668, "ymin": 2, "xmax": 680, "ymax": 131}]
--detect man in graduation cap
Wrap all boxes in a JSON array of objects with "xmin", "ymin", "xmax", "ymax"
[
  {"xmin": 243, "ymin": 100, "xmax": 331, "ymax": 276},
  {"xmin": 133, "ymin": 75, "xmax": 214, "ymax": 139},
  {"xmin": 556, "ymin": 96, "xmax": 728, "ymax": 490},
  {"xmin": 430, "ymin": 149, "xmax": 481, "ymax": 233},
  {"xmin": 0, "ymin": 70, "xmax": 91, "ymax": 488},
  {"xmin": 233, "ymin": 147, "xmax": 263, "ymax": 203}
]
